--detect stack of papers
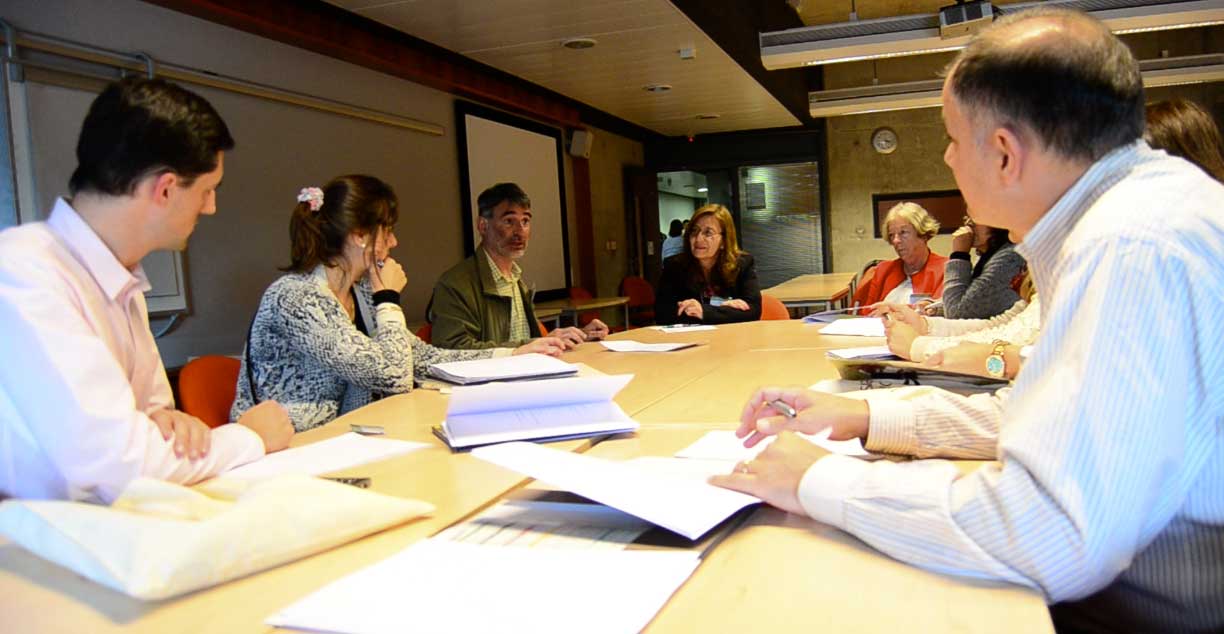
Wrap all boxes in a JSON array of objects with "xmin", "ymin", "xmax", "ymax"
[
  {"xmin": 427, "ymin": 353, "xmax": 578, "ymax": 385},
  {"xmin": 471, "ymin": 441, "xmax": 759, "ymax": 539},
  {"xmin": 826, "ymin": 346, "xmax": 899, "ymax": 360},
  {"xmin": 600, "ymin": 340, "xmax": 697, "ymax": 353},
  {"xmin": 434, "ymin": 374, "xmax": 638, "ymax": 450},
  {"xmin": 817, "ymin": 317, "xmax": 886, "ymax": 337},
  {"xmin": 267, "ymin": 540, "xmax": 701, "ymax": 634},
  {"xmin": 223, "ymin": 433, "xmax": 430, "ymax": 480}
]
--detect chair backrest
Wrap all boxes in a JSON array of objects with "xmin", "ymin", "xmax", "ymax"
[
  {"xmin": 414, "ymin": 323, "xmax": 432, "ymax": 344},
  {"xmin": 619, "ymin": 276, "xmax": 655, "ymax": 308},
  {"xmin": 619, "ymin": 275, "xmax": 656, "ymax": 327},
  {"xmin": 854, "ymin": 259, "xmax": 882, "ymax": 305},
  {"xmin": 759, "ymin": 293, "xmax": 790, "ymax": 320},
  {"xmin": 568, "ymin": 286, "xmax": 598, "ymax": 326},
  {"xmin": 178, "ymin": 355, "xmax": 241, "ymax": 428}
]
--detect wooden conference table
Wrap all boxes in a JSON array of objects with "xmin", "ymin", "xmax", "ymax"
[
  {"xmin": 763, "ymin": 271, "xmax": 856, "ymax": 312},
  {"xmin": 536, "ymin": 295, "xmax": 630, "ymax": 329},
  {"xmin": 0, "ymin": 321, "xmax": 1052, "ymax": 633}
]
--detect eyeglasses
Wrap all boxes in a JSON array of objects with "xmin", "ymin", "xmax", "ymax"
[{"xmin": 691, "ymin": 229, "xmax": 722, "ymax": 239}]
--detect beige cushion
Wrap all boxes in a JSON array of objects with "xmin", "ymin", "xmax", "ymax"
[{"xmin": 0, "ymin": 475, "xmax": 433, "ymax": 600}]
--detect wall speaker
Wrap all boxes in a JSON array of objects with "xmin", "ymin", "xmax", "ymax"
[{"xmin": 568, "ymin": 129, "xmax": 594, "ymax": 159}]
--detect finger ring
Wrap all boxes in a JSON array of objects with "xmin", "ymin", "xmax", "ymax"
[{"xmin": 739, "ymin": 461, "xmax": 752, "ymax": 474}]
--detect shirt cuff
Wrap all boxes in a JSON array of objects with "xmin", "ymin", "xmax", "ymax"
[
  {"xmin": 372, "ymin": 289, "xmax": 401, "ymax": 305},
  {"xmin": 797, "ymin": 454, "xmax": 871, "ymax": 529},
  {"xmin": 491, "ymin": 348, "xmax": 515, "ymax": 358},
  {"xmin": 863, "ymin": 398, "xmax": 918, "ymax": 456},
  {"xmin": 213, "ymin": 422, "xmax": 268, "ymax": 462}
]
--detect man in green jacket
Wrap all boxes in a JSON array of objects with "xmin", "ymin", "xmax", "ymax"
[{"xmin": 430, "ymin": 182, "xmax": 608, "ymax": 349}]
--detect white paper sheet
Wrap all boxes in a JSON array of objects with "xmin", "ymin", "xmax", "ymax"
[
  {"xmin": 222, "ymin": 433, "xmax": 429, "ymax": 480},
  {"xmin": 267, "ymin": 540, "xmax": 701, "ymax": 634},
  {"xmin": 428, "ymin": 353, "xmax": 578, "ymax": 384},
  {"xmin": 600, "ymin": 340, "xmax": 697, "ymax": 353},
  {"xmin": 649, "ymin": 324, "xmax": 716, "ymax": 332},
  {"xmin": 441, "ymin": 375, "xmax": 638, "ymax": 448},
  {"xmin": 818, "ymin": 317, "xmax": 886, "ymax": 337},
  {"xmin": 472, "ymin": 442, "xmax": 759, "ymax": 540},
  {"xmin": 674, "ymin": 429, "xmax": 877, "ymax": 461},
  {"xmin": 826, "ymin": 345, "xmax": 899, "ymax": 360},
  {"xmin": 433, "ymin": 500, "xmax": 651, "ymax": 550}
]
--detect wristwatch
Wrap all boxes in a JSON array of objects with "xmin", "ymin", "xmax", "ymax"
[{"xmin": 985, "ymin": 340, "xmax": 1008, "ymax": 379}]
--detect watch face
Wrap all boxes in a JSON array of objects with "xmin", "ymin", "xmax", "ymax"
[
  {"xmin": 872, "ymin": 127, "xmax": 898, "ymax": 154},
  {"xmin": 986, "ymin": 355, "xmax": 1006, "ymax": 378}
]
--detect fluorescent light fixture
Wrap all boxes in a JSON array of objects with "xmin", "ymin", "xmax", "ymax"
[
  {"xmin": 809, "ymin": 53, "xmax": 1224, "ymax": 118},
  {"xmin": 697, "ymin": 187, "xmax": 709, "ymax": 193},
  {"xmin": 765, "ymin": 0, "xmax": 1224, "ymax": 70}
]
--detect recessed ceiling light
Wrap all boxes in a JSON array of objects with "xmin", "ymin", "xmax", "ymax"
[
  {"xmin": 561, "ymin": 37, "xmax": 597, "ymax": 50},
  {"xmin": 695, "ymin": 113, "xmax": 720, "ymax": 120},
  {"xmin": 643, "ymin": 84, "xmax": 672, "ymax": 93}
]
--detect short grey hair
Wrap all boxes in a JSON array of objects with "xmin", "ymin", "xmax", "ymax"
[{"xmin": 947, "ymin": 7, "xmax": 1143, "ymax": 163}]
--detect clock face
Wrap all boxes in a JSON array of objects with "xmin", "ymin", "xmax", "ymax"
[
  {"xmin": 872, "ymin": 127, "xmax": 898, "ymax": 154},
  {"xmin": 986, "ymin": 355, "xmax": 1005, "ymax": 377}
]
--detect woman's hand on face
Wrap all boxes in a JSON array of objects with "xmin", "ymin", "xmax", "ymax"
[
  {"xmin": 951, "ymin": 226, "xmax": 975, "ymax": 253},
  {"xmin": 722, "ymin": 299, "xmax": 750, "ymax": 311},
  {"xmin": 369, "ymin": 256, "xmax": 407, "ymax": 293},
  {"xmin": 677, "ymin": 299, "xmax": 703, "ymax": 320}
]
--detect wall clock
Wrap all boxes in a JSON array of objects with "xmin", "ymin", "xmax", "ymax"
[{"xmin": 871, "ymin": 127, "xmax": 898, "ymax": 154}]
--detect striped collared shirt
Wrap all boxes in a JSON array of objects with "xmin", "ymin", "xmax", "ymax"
[
  {"xmin": 484, "ymin": 249, "xmax": 529, "ymax": 343},
  {"xmin": 798, "ymin": 141, "xmax": 1224, "ymax": 632}
]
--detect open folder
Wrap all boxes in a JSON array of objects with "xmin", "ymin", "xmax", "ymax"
[
  {"xmin": 471, "ymin": 442, "xmax": 760, "ymax": 540},
  {"xmin": 432, "ymin": 374, "xmax": 639, "ymax": 450},
  {"xmin": 426, "ymin": 353, "xmax": 578, "ymax": 385}
]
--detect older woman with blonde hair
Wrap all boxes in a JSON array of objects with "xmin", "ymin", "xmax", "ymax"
[
  {"xmin": 851, "ymin": 202, "xmax": 947, "ymax": 313},
  {"xmin": 654, "ymin": 203, "xmax": 761, "ymax": 324}
]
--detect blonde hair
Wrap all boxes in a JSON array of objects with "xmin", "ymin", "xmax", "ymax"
[
  {"xmin": 883, "ymin": 202, "xmax": 939, "ymax": 241},
  {"xmin": 684, "ymin": 203, "xmax": 742, "ymax": 286}
]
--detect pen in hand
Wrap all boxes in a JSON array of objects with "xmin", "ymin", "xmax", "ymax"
[{"xmin": 770, "ymin": 399, "xmax": 797, "ymax": 419}]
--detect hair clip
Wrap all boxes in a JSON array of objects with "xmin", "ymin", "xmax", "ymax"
[{"xmin": 297, "ymin": 186, "xmax": 324, "ymax": 212}]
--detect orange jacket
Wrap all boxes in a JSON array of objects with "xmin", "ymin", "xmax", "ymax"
[{"xmin": 852, "ymin": 252, "xmax": 948, "ymax": 314}]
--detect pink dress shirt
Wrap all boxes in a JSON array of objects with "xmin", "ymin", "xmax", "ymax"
[{"xmin": 0, "ymin": 198, "xmax": 264, "ymax": 502}]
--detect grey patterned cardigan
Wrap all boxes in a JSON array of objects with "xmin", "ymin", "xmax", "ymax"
[
  {"xmin": 941, "ymin": 243, "xmax": 1026, "ymax": 319},
  {"xmin": 230, "ymin": 266, "xmax": 503, "ymax": 431}
]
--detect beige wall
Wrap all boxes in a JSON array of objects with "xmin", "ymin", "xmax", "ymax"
[
  {"xmin": 825, "ymin": 108, "xmax": 960, "ymax": 275},
  {"xmin": 587, "ymin": 126, "xmax": 645, "ymax": 298},
  {"xmin": 4, "ymin": 0, "xmax": 641, "ymax": 365}
]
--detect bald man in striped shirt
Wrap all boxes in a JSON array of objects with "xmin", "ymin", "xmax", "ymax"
[{"xmin": 714, "ymin": 8, "xmax": 1224, "ymax": 632}]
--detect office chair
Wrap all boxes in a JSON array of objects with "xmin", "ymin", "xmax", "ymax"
[
  {"xmin": 178, "ymin": 355, "xmax": 241, "ymax": 428},
  {"xmin": 619, "ymin": 275, "xmax": 656, "ymax": 327},
  {"xmin": 760, "ymin": 293, "xmax": 791, "ymax": 320}
]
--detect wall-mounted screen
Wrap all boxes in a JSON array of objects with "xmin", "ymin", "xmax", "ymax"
[{"xmin": 456, "ymin": 101, "xmax": 570, "ymax": 300}]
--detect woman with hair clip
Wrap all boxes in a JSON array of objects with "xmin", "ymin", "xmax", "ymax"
[
  {"xmin": 232, "ymin": 175, "xmax": 565, "ymax": 432},
  {"xmin": 654, "ymin": 203, "xmax": 762, "ymax": 324}
]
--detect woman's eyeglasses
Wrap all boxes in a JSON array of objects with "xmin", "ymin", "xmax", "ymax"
[{"xmin": 691, "ymin": 229, "xmax": 722, "ymax": 239}]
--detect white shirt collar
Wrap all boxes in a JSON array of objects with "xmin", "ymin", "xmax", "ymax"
[{"xmin": 45, "ymin": 197, "xmax": 149, "ymax": 301}]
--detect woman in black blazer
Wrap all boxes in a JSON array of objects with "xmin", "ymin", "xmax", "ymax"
[{"xmin": 655, "ymin": 204, "xmax": 761, "ymax": 324}]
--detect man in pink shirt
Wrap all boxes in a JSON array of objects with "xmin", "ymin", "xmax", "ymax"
[{"xmin": 0, "ymin": 77, "xmax": 293, "ymax": 502}]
